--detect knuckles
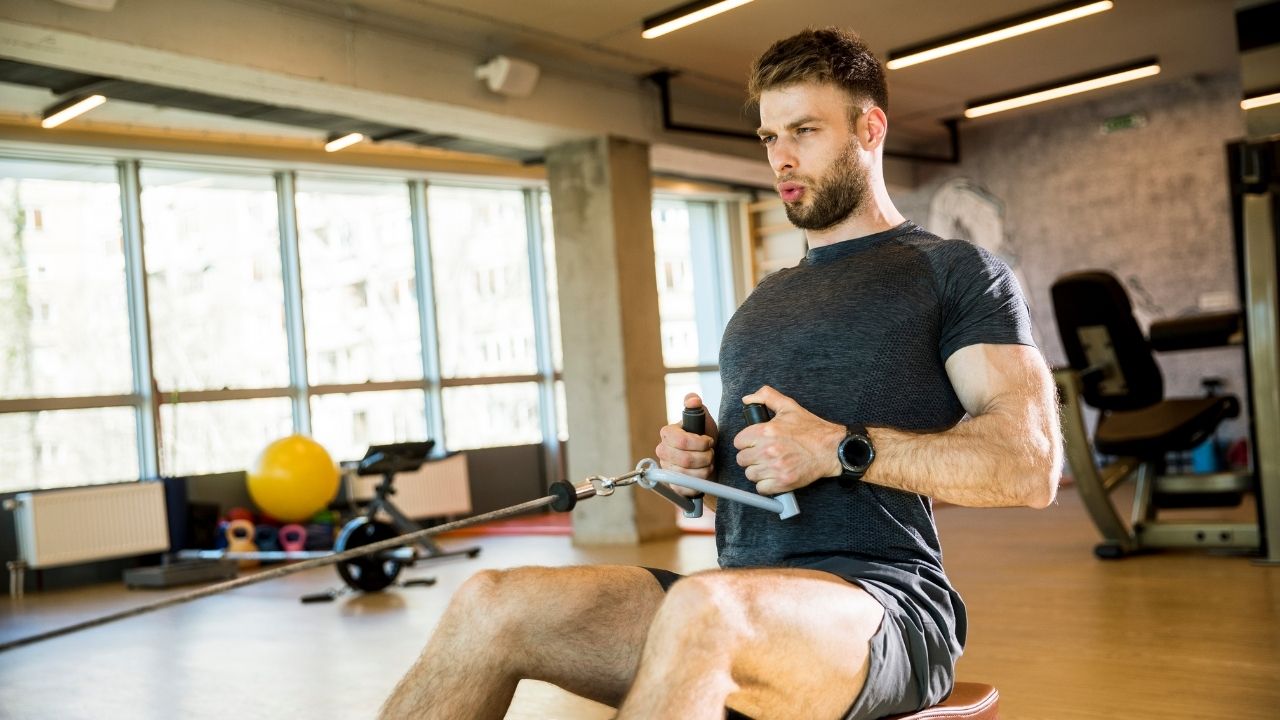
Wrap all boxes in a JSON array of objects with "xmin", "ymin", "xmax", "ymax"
[{"xmin": 659, "ymin": 425, "xmax": 710, "ymax": 453}]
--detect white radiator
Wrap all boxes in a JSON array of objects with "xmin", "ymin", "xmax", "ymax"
[
  {"xmin": 348, "ymin": 452, "xmax": 472, "ymax": 518},
  {"xmin": 10, "ymin": 482, "xmax": 170, "ymax": 569}
]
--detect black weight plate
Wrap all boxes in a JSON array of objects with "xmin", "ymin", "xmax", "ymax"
[{"xmin": 334, "ymin": 518, "xmax": 403, "ymax": 592}]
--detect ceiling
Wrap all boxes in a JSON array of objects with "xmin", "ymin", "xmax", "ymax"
[
  {"xmin": 0, "ymin": 58, "xmax": 546, "ymax": 162},
  {"xmin": 0, "ymin": 0, "xmax": 1246, "ymax": 152},
  {"xmin": 272, "ymin": 0, "xmax": 1243, "ymax": 142}
]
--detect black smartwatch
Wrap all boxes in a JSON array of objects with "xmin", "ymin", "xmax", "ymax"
[{"xmin": 837, "ymin": 423, "xmax": 875, "ymax": 480}]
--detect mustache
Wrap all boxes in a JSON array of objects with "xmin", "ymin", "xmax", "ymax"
[{"xmin": 776, "ymin": 174, "xmax": 813, "ymax": 188}]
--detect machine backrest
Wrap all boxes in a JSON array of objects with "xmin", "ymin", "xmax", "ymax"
[{"xmin": 1051, "ymin": 270, "xmax": 1163, "ymax": 411}]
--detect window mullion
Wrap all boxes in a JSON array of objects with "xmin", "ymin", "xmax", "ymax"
[
  {"xmin": 118, "ymin": 159, "xmax": 158, "ymax": 478},
  {"xmin": 524, "ymin": 188, "xmax": 560, "ymax": 486},
  {"xmin": 276, "ymin": 171, "xmax": 311, "ymax": 435},
  {"xmin": 410, "ymin": 179, "xmax": 446, "ymax": 447}
]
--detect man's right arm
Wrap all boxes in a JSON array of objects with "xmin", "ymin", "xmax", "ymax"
[{"xmin": 655, "ymin": 393, "xmax": 719, "ymax": 511}]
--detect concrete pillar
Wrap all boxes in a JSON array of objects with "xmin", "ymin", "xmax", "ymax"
[{"xmin": 546, "ymin": 136, "xmax": 679, "ymax": 544}]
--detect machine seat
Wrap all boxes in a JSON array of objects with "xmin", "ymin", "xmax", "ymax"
[
  {"xmin": 1095, "ymin": 395, "xmax": 1239, "ymax": 457},
  {"xmin": 723, "ymin": 682, "xmax": 1000, "ymax": 720},
  {"xmin": 883, "ymin": 682, "xmax": 1000, "ymax": 719}
]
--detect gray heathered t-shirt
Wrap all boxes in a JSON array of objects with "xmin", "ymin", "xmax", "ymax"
[{"xmin": 714, "ymin": 220, "xmax": 1034, "ymax": 662}]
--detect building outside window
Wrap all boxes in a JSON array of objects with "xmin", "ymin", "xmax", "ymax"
[
  {"xmin": 0, "ymin": 158, "xmax": 138, "ymax": 490},
  {"xmin": 0, "ymin": 151, "xmax": 742, "ymax": 494}
]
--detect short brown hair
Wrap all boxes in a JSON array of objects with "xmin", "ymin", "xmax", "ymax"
[{"xmin": 747, "ymin": 27, "xmax": 888, "ymax": 113}]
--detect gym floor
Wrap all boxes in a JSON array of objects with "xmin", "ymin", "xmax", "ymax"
[{"xmin": 1, "ymin": 485, "xmax": 1277, "ymax": 720}]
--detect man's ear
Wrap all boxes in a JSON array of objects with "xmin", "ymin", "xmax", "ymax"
[{"xmin": 861, "ymin": 107, "xmax": 888, "ymax": 150}]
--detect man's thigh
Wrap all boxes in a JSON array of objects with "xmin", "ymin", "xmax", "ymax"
[{"xmin": 655, "ymin": 567, "xmax": 885, "ymax": 720}]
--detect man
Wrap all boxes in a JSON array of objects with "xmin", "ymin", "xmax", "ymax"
[{"xmin": 381, "ymin": 27, "xmax": 1060, "ymax": 720}]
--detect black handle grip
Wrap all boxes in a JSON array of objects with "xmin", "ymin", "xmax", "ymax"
[
  {"xmin": 743, "ymin": 403, "xmax": 773, "ymax": 426},
  {"xmin": 741, "ymin": 402, "xmax": 797, "ymax": 511},
  {"xmin": 682, "ymin": 406, "xmax": 707, "ymax": 435},
  {"xmin": 680, "ymin": 406, "xmax": 708, "ymax": 501}
]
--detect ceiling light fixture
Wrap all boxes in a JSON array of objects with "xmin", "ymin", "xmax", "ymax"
[
  {"xmin": 964, "ymin": 58, "xmax": 1160, "ymax": 119},
  {"xmin": 887, "ymin": 0, "xmax": 1114, "ymax": 70},
  {"xmin": 642, "ymin": 0, "xmax": 754, "ymax": 40},
  {"xmin": 324, "ymin": 132, "xmax": 365, "ymax": 152},
  {"xmin": 1242, "ymin": 89, "xmax": 1280, "ymax": 111},
  {"xmin": 40, "ymin": 94, "xmax": 107, "ymax": 129}
]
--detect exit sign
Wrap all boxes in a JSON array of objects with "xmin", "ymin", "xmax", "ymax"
[{"xmin": 1101, "ymin": 113, "xmax": 1148, "ymax": 134}]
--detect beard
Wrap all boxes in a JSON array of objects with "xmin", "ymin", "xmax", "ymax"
[{"xmin": 781, "ymin": 141, "xmax": 870, "ymax": 231}]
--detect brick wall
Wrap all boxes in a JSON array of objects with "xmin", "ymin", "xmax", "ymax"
[{"xmin": 894, "ymin": 71, "xmax": 1250, "ymax": 439}]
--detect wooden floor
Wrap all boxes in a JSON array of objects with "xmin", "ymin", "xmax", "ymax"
[{"xmin": 1, "ymin": 485, "xmax": 1277, "ymax": 719}]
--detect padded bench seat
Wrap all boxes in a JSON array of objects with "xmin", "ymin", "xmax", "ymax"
[
  {"xmin": 723, "ymin": 681, "xmax": 999, "ymax": 720},
  {"xmin": 882, "ymin": 682, "xmax": 1000, "ymax": 720}
]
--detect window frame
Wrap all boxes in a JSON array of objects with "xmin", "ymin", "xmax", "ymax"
[{"xmin": 0, "ymin": 144, "xmax": 745, "ymax": 492}]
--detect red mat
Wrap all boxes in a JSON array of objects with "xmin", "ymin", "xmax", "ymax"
[{"xmin": 440, "ymin": 512, "xmax": 573, "ymax": 537}]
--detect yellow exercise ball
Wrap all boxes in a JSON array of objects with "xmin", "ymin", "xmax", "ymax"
[{"xmin": 246, "ymin": 435, "xmax": 340, "ymax": 522}]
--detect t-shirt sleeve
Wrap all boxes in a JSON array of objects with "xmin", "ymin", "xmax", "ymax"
[{"xmin": 934, "ymin": 240, "xmax": 1036, "ymax": 362}]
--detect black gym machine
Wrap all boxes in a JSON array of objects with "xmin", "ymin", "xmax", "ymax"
[
  {"xmin": 1051, "ymin": 136, "xmax": 1280, "ymax": 561},
  {"xmin": 306, "ymin": 441, "xmax": 481, "ymax": 601}
]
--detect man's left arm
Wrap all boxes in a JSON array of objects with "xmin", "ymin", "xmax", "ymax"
[
  {"xmin": 864, "ymin": 343, "xmax": 1061, "ymax": 508},
  {"xmin": 736, "ymin": 343, "xmax": 1061, "ymax": 509}
]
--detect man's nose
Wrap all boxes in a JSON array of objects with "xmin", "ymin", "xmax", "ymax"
[{"xmin": 769, "ymin": 140, "xmax": 796, "ymax": 175}]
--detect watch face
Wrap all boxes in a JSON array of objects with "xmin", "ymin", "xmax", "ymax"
[{"xmin": 840, "ymin": 434, "xmax": 874, "ymax": 472}]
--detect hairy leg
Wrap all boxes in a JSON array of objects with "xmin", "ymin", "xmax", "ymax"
[
  {"xmin": 617, "ymin": 568, "xmax": 885, "ymax": 720},
  {"xmin": 379, "ymin": 565, "xmax": 665, "ymax": 720}
]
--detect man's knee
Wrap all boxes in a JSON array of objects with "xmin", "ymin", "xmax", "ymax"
[
  {"xmin": 446, "ymin": 568, "xmax": 536, "ymax": 636},
  {"xmin": 656, "ymin": 571, "xmax": 753, "ymax": 642},
  {"xmin": 452, "ymin": 568, "xmax": 504, "ymax": 606}
]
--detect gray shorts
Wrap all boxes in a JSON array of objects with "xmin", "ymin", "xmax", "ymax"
[{"xmin": 641, "ymin": 566, "xmax": 955, "ymax": 720}]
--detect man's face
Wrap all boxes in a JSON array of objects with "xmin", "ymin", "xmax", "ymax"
[{"xmin": 757, "ymin": 83, "xmax": 870, "ymax": 231}]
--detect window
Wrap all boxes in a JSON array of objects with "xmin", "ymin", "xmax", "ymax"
[
  {"xmin": 297, "ymin": 176, "xmax": 422, "ymax": 385},
  {"xmin": 0, "ymin": 157, "xmax": 137, "ymax": 492},
  {"xmin": 430, "ymin": 185, "xmax": 545, "ymax": 450},
  {"xmin": 0, "ymin": 408, "xmax": 138, "ymax": 490},
  {"xmin": 540, "ymin": 192, "xmax": 563, "ymax": 374},
  {"xmin": 428, "ymin": 186, "xmax": 537, "ymax": 378},
  {"xmin": 653, "ymin": 198, "xmax": 734, "ymax": 423},
  {"xmin": 0, "ymin": 158, "xmax": 132, "ymax": 399},
  {"xmin": 311, "ymin": 390, "xmax": 428, "ymax": 462},
  {"xmin": 441, "ymin": 383, "xmax": 541, "ymax": 451},
  {"xmin": 141, "ymin": 166, "xmax": 289, "ymax": 392},
  {"xmin": 0, "ymin": 146, "xmax": 743, "ymax": 493},
  {"xmin": 160, "ymin": 398, "xmax": 294, "ymax": 476}
]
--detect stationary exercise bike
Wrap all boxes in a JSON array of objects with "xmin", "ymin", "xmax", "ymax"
[{"xmin": 300, "ymin": 441, "xmax": 481, "ymax": 603}]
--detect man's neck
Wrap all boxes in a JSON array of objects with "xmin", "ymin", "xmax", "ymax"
[{"xmin": 805, "ymin": 183, "xmax": 906, "ymax": 249}]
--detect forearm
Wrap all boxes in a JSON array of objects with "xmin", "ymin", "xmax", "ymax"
[{"xmin": 863, "ymin": 411, "xmax": 1060, "ymax": 508}]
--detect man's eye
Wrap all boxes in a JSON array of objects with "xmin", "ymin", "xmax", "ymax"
[
  {"xmin": 797, "ymin": 127, "xmax": 814, "ymax": 134},
  {"xmin": 760, "ymin": 136, "xmax": 775, "ymax": 145}
]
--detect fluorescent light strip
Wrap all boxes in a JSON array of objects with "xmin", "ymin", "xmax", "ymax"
[
  {"xmin": 887, "ymin": 1, "xmax": 1114, "ymax": 70},
  {"xmin": 40, "ymin": 94, "xmax": 107, "ymax": 129},
  {"xmin": 1242, "ymin": 92, "xmax": 1280, "ymax": 111},
  {"xmin": 324, "ymin": 133, "xmax": 364, "ymax": 152},
  {"xmin": 965, "ymin": 63, "xmax": 1160, "ymax": 119},
  {"xmin": 642, "ymin": 0, "xmax": 754, "ymax": 40}
]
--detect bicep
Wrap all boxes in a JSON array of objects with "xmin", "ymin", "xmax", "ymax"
[{"xmin": 944, "ymin": 343, "xmax": 1053, "ymax": 419}]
